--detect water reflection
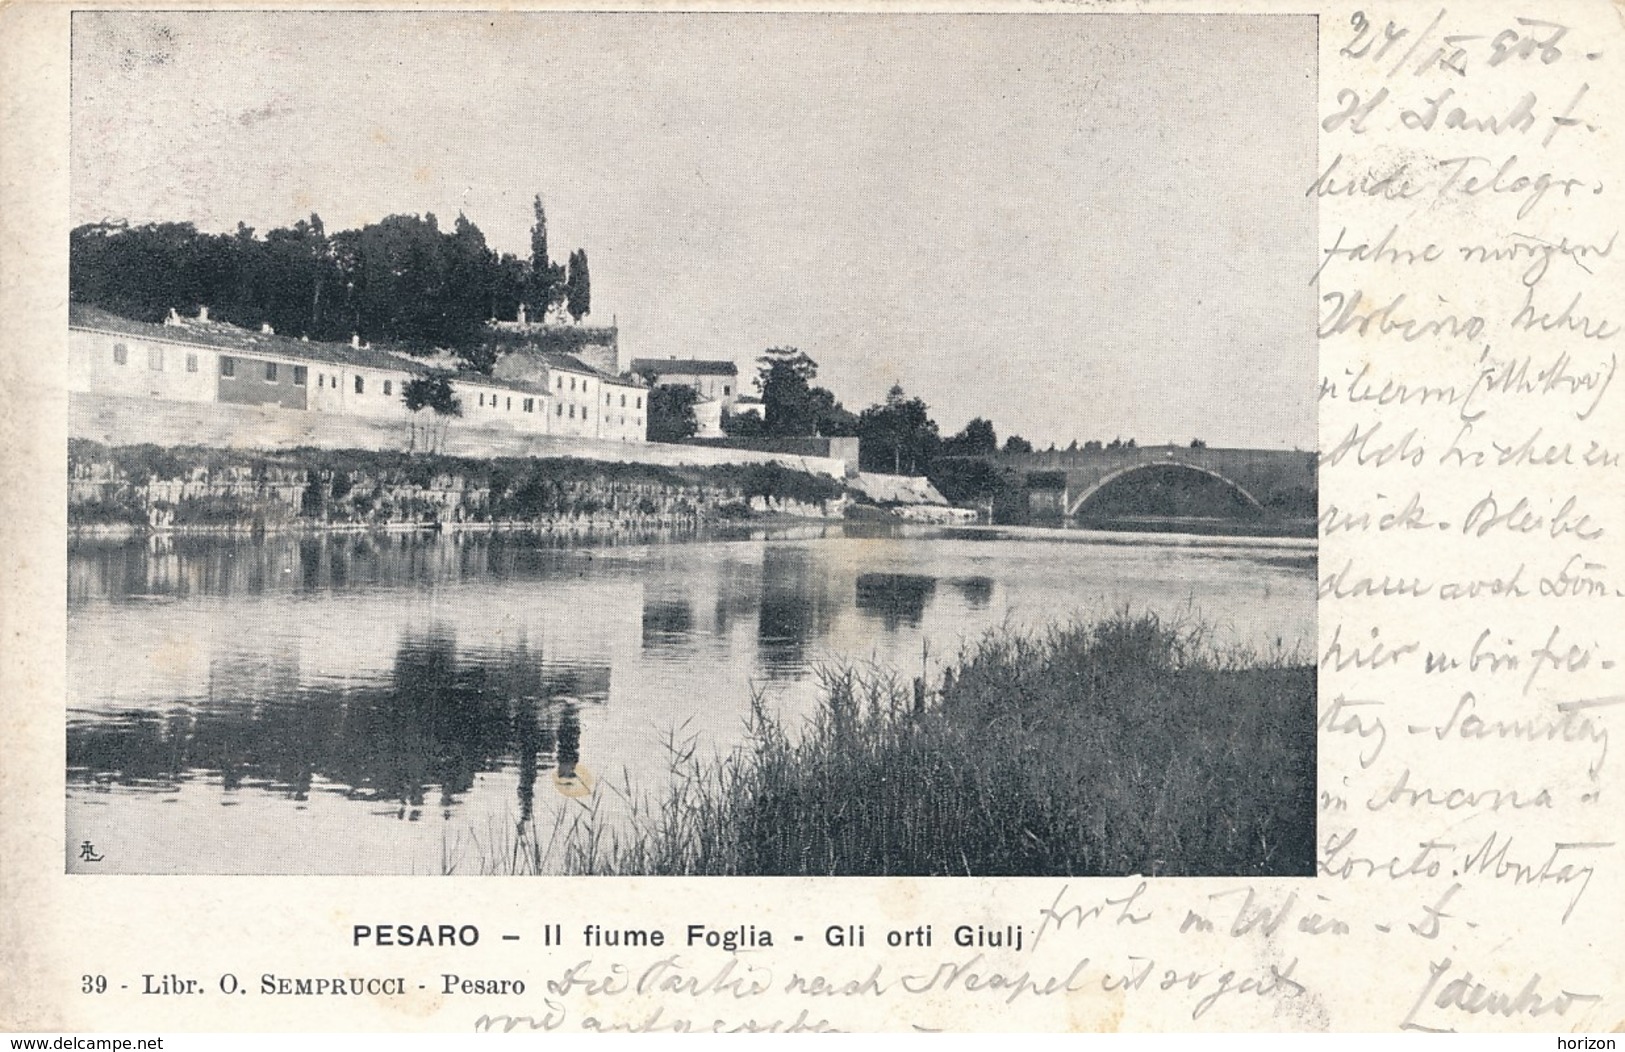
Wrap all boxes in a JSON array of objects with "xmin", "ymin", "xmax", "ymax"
[
  {"xmin": 854, "ymin": 573, "xmax": 938, "ymax": 630},
  {"xmin": 757, "ymin": 546, "xmax": 834, "ymax": 677},
  {"xmin": 67, "ymin": 633, "xmax": 605, "ymax": 824},
  {"xmin": 67, "ymin": 528, "xmax": 1315, "ymax": 874},
  {"xmin": 950, "ymin": 576, "xmax": 995, "ymax": 608},
  {"xmin": 642, "ymin": 600, "xmax": 695, "ymax": 648}
]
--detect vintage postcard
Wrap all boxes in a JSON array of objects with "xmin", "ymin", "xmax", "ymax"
[{"xmin": 2, "ymin": 0, "xmax": 1621, "ymax": 1036}]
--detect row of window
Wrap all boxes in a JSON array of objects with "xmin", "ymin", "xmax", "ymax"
[
  {"xmin": 682, "ymin": 379, "xmax": 732, "ymax": 397},
  {"xmin": 110, "ymin": 342, "xmax": 645, "ymax": 418},
  {"xmin": 216, "ymin": 355, "xmax": 310, "ymax": 387},
  {"xmin": 111, "ymin": 343, "xmax": 199, "ymax": 373}
]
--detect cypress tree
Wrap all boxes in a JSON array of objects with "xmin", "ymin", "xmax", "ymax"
[{"xmin": 565, "ymin": 248, "xmax": 591, "ymax": 320}]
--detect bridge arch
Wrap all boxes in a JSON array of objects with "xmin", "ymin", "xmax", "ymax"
[{"xmin": 1064, "ymin": 461, "xmax": 1263, "ymax": 518}]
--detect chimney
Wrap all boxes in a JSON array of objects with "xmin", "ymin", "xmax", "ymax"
[
  {"xmin": 197, "ymin": 305, "xmax": 209, "ymax": 322},
  {"xmin": 260, "ymin": 323, "xmax": 274, "ymax": 335},
  {"xmin": 351, "ymin": 334, "xmax": 361, "ymax": 349},
  {"xmin": 164, "ymin": 308, "xmax": 180, "ymax": 326}
]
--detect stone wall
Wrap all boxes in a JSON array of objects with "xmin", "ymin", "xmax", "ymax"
[
  {"xmin": 70, "ymin": 391, "xmax": 848, "ymax": 478},
  {"xmin": 68, "ymin": 443, "xmax": 851, "ymax": 533},
  {"xmin": 684, "ymin": 435, "xmax": 861, "ymax": 473}
]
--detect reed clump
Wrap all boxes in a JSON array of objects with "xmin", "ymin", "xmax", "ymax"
[{"xmin": 474, "ymin": 612, "xmax": 1314, "ymax": 877}]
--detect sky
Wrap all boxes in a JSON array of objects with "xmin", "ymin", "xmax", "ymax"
[{"xmin": 71, "ymin": 12, "xmax": 1316, "ymax": 450}]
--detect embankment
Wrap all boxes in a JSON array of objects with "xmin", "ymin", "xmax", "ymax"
[{"xmin": 68, "ymin": 440, "xmax": 851, "ymax": 533}]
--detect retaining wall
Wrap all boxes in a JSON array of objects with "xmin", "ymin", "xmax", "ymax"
[{"xmin": 69, "ymin": 391, "xmax": 847, "ymax": 478}]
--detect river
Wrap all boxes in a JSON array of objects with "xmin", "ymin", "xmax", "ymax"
[{"xmin": 66, "ymin": 524, "xmax": 1316, "ymax": 874}]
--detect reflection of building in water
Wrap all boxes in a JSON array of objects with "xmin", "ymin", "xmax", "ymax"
[
  {"xmin": 756, "ymin": 547, "xmax": 837, "ymax": 676},
  {"xmin": 710, "ymin": 552, "xmax": 763, "ymax": 639},
  {"xmin": 641, "ymin": 598, "xmax": 695, "ymax": 649}
]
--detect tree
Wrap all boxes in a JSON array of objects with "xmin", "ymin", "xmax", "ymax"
[
  {"xmin": 565, "ymin": 249, "xmax": 591, "ymax": 320},
  {"xmin": 526, "ymin": 195, "xmax": 565, "ymax": 317},
  {"xmin": 755, "ymin": 347, "xmax": 822, "ymax": 437},
  {"xmin": 489, "ymin": 252, "xmax": 527, "ymax": 323},
  {"xmin": 1190, "ymin": 438, "xmax": 1207, "ymax": 449},
  {"xmin": 402, "ymin": 372, "xmax": 463, "ymax": 453},
  {"xmin": 646, "ymin": 384, "xmax": 700, "ymax": 444},
  {"xmin": 443, "ymin": 213, "xmax": 499, "ymax": 347},
  {"xmin": 353, "ymin": 214, "xmax": 439, "ymax": 346},
  {"xmin": 69, "ymin": 199, "xmax": 584, "ymax": 360},
  {"xmin": 1003, "ymin": 434, "xmax": 1033, "ymax": 454},
  {"xmin": 722, "ymin": 408, "xmax": 766, "ymax": 437},
  {"xmin": 941, "ymin": 417, "xmax": 998, "ymax": 456},
  {"xmin": 857, "ymin": 383, "xmax": 941, "ymax": 475}
]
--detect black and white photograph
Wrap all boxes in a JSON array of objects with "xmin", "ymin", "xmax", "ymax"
[{"xmin": 65, "ymin": 12, "xmax": 1318, "ymax": 879}]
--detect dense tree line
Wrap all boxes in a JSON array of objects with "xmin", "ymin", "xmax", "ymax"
[{"xmin": 69, "ymin": 197, "xmax": 590, "ymax": 356}]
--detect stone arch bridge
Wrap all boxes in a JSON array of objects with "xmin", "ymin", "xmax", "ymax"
[{"xmin": 985, "ymin": 445, "xmax": 1317, "ymax": 518}]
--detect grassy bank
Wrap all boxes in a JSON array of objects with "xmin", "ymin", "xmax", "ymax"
[{"xmin": 490, "ymin": 614, "xmax": 1315, "ymax": 877}]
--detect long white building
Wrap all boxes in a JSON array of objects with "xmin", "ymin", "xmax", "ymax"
[{"xmin": 68, "ymin": 304, "xmax": 649, "ymax": 444}]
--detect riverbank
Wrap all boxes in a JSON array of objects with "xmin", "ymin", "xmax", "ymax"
[
  {"xmin": 68, "ymin": 440, "xmax": 852, "ymax": 534},
  {"xmin": 493, "ymin": 612, "xmax": 1316, "ymax": 878}
]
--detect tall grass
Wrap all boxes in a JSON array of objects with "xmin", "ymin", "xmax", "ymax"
[{"xmin": 469, "ymin": 613, "xmax": 1315, "ymax": 878}]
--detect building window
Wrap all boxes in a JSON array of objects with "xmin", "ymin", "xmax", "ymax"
[
  {"xmin": 186, "ymin": 353, "xmax": 199, "ymax": 373},
  {"xmin": 220, "ymin": 356, "xmax": 236, "ymax": 377},
  {"xmin": 293, "ymin": 366, "xmax": 308, "ymax": 386},
  {"xmin": 383, "ymin": 380, "xmax": 392, "ymax": 396},
  {"xmin": 636, "ymin": 397, "xmax": 643, "ymax": 409},
  {"xmin": 556, "ymin": 377, "xmax": 562, "ymax": 390},
  {"xmin": 506, "ymin": 397, "xmax": 511, "ymax": 410},
  {"xmin": 523, "ymin": 398, "xmax": 534, "ymax": 413},
  {"xmin": 478, "ymin": 392, "xmax": 484, "ymax": 407},
  {"xmin": 620, "ymin": 394, "xmax": 626, "ymax": 407},
  {"xmin": 112, "ymin": 343, "xmax": 128, "ymax": 365},
  {"xmin": 354, "ymin": 375, "xmax": 364, "ymax": 394},
  {"xmin": 569, "ymin": 405, "xmax": 575, "ymax": 419},
  {"xmin": 264, "ymin": 362, "xmax": 278, "ymax": 382},
  {"xmin": 148, "ymin": 347, "xmax": 164, "ymax": 371},
  {"xmin": 569, "ymin": 377, "xmax": 576, "ymax": 392},
  {"xmin": 723, "ymin": 385, "xmax": 731, "ymax": 396},
  {"xmin": 318, "ymin": 374, "xmax": 325, "ymax": 388},
  {"xmin": 556, "ymin": 403, "xmax": 563, "ymax": 416}
]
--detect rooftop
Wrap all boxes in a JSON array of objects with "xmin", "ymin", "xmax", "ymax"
[
  {"xmin": 70, "ymin": 303, "xmax": 434, "ymax": 374},
  {"xmin": 68, "ymin": 303, "xmax": 555, "ymax": 397},
  {"xmin": 505, "ymin": 345, "xmax": 628, "ymax": 381},
  {"xmin": 630, "ymin": 357, "xmax": 739, "ymax": 377}
]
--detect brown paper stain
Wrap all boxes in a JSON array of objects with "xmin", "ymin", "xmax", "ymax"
[
  {"xmin": 413, "ymin": 165, "xmax": 433, "ymax": 183},
  {"xmin": 148, "ymin": 631, "xmax": 197, "ymax": 675},
  {"xmin": 1066, "ymin": 979, "xmax": 1125, "ymax": 1032},
  {"xmin": 382, "ymin": 985, "xmax": 443, "ymax": 1019},
  {"xmin": 371, "ymin": 128, "xmax": 392, "ymax": 145},
  {"xmin": 554, "ymin": 764, "xmax": 595, "ymax": 798}
]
